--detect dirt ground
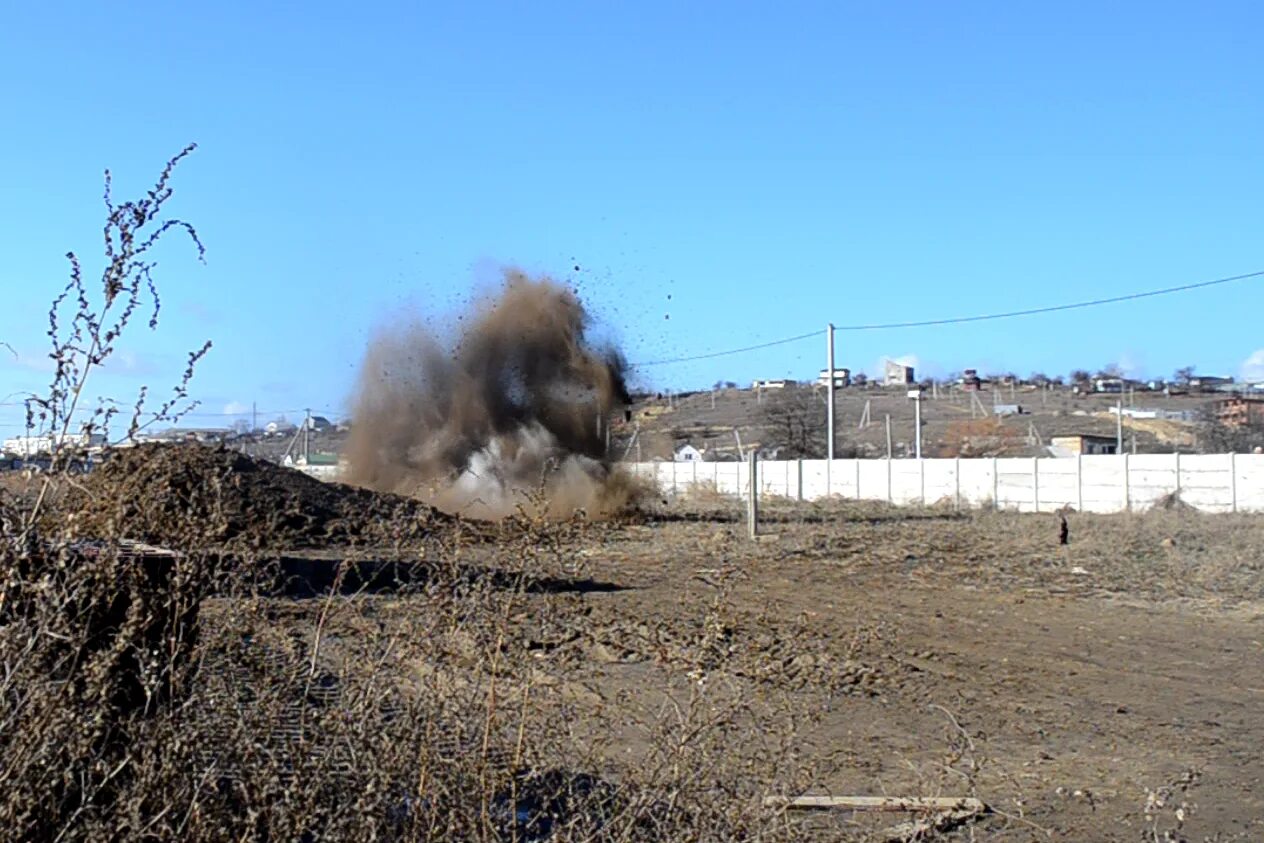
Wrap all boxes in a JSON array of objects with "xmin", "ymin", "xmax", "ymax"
[
  {"xmin": 553, "ymin": 503, "xmax": 1264, "ymax": 840},
  {"xmin": 239, "ymin": 496, "xmax": 1263, "ymax": 841}
]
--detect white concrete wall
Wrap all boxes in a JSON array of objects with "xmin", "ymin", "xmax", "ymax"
[{"xmin": 626, "ymin": 454, "xmax": 1264, "ymax": 514}]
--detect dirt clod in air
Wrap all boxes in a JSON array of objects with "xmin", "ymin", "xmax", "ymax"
[{"xmin": 344, "ymin": 269, "xmax": 636, "ymax": 519}]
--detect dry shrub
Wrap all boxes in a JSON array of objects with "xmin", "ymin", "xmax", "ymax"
[{"xmin": 0, "ymin": 150, "xmax": 845, "ymax": 841}]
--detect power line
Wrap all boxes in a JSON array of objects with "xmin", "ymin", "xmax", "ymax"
[
  {"xmin": 834, "ymin": 268, "xmax": 1264, "ymax": 331},
  {"xmin": 629, "ymin": 268, "xmax": 1263, "ymax": 367},
  {"xmin": 630, "ymin": 331, "xmax": 821, "ymax": 367}
]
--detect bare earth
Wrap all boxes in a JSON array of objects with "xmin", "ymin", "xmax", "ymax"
[
  {"xmin": 200, "ymin": 492, "xmax": 1263, "ymax": 840},
  {"xmin": 531, "ymin": 503, "xmax": 1263, "ymax": 840}
]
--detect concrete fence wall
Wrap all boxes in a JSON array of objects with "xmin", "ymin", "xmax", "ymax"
[{"xmin": 626, "ymin": 454, "xmax": 1264, "ymax": 514}]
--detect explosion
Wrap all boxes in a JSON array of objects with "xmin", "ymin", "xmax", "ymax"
[{"xmin": 344, "ymin": 270, "xmax": 633, "ymax": 518}]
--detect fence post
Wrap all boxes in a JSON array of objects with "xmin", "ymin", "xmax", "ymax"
[
  {"xmin": 1076, "ymin": 454, "xmax": 1083, "ymax": 512},
  {"xmin": 954, "ymin": 457, "xmax": 961, "ymax": 510},
  {"xmin": 671, "ymin": 460, "xmax": 678, "ymax": 497},
  {"xmin": 1174, "ymin": 452, "xmax": 1181, "ymax": 502},
  {"xmin": 1033, "ymin": 456, "xmax": 1040, "ymax": 512},
  {"xmin": 1230, "ymin": 452, "xmax": 1238, "ymax": 513},
  {"xmin": 920, "ymin": 458, "xmax": 926, "ymax": 506},
  {"xmin": 796, "ymin": 458, "xmax": 803, "ymax": 501},
  {"xmin": 854, "ymin": 458, "xmax": 861, "ymax": 500},
  {"xmin": 1123, "ymin": 453, "xmax": 1131, "ymax": 513},
  {"xmin": 887, "ymin": 456, "xmax": 894, "ymax": 504},
  {"xmin": 747, "ymin": 451, "xmax": 759, "ymax": 539},
  {"xmin": 992, "ymin": 457, "xmax": 999, "ymax": 511}
]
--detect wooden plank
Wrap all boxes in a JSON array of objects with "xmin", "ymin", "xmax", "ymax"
[{"xmin": 763, "ymin": 795, "xmax": 986, "ymax": 813}]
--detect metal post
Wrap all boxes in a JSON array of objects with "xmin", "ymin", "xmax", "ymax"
[
  {"xmin": 826, "ymin": 323, "xmax": 835, "ymax": 461},
  {"xmin": 913, "ymin": 394, "xmax": 922, "ymax": 460},
  {"xmin": 747, "ymin": 450, "xmax": 759, "ymax": 539},
  {"xmin": 1174, "ymin": 452, "xmax": 1181, "ymax": 503},
  {"xmin": 1076, "ymin": 454, "xmax": 1083, "ymax": 512},
  {"xmin": 1230, "ymin": 452, "xmax": 1238, "ymax": 513},
  {"xmin": 1032, "ymin": 456, "xmax": 1040, "ymax": 512},
  {"xmin": 992, "ymin": 456, "xmax": 1000, "ymax": 510},
  {"xmin": 954, "ymin": 457, "xmax": 961, "ymax": 510},
  {"xmin": 303, "ymin": 408, "xmax": 311, "ymax": 463},
  {"xmin": 1124, "ymin": 452, "xmax": 1131, "ymax": 513},
  {"xmin": 1116, "ymin": 398, "xmax": 1123, "ymax": 456},
  {"xmin": 885, "ymin": 414, "xmax": 892, "ymax": 459}
]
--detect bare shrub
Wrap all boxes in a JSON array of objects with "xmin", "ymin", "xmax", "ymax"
[{"xmin": 1, "ymin": 150, "xmax": 848, "ymax": 842}]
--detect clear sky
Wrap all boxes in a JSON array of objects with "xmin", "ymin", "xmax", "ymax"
[{"xmin": 2, "ymin": 1, "xmax": 1262, "ymax": 433}]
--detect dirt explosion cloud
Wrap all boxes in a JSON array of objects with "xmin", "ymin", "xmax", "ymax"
[{"xmin": 344, "ymin": 270, "xmax": 635, "ymax": 518}]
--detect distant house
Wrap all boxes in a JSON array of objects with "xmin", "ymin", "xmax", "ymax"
[
  {"xmin": 960, "ymin": 369, "xmax": 982, "ymax": 391},
  {"xmin": 1092, "ymin": 377, "xmax": 1125, "ymax": 394},
  {"xmin": 305, "ymin": 415, "xmax": 333, "ymax": 432},
  {"xmin": 674, "ymin": 444, "xmax": 704, "ymax": 462},
  {"xmin": 1050, "ymin": 434, "xmax": 1118, "ymax": 456},
  {"xmin": 162, "ymin": 427, "xmax": 232, "ymax": 443},
  {"xmin": 1189, "ymin": 376, "xmax": 1235, "ymax": 392},
  {"xmin": 265, "ymin": 421, "xmax": 297, "ymax": 437},
  {"xmin": 751, "ymin": 379, "xmax": 789, "ymax": 390},
  {"xmin": 883, "ymin": 360, "xmax": 914, "ymax": 387},
  {"xmin": 817, "ymin": 368, "xmax": 851, "ymax": 389},
  {"xmin": 1215, "ymin": 397, "xmax": 1264, "ymax": 429},
  {"xmin": 2, "ymin": 432, "xmax": 105, "ymax": 457}
]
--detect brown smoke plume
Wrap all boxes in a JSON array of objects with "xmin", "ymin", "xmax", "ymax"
[{"xmin": 344, "ymin": 269, "xmax": 634, "ymax": 519}]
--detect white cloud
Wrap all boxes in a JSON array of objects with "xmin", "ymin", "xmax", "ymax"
[
  {"xmin": 223, "ymin": 400, "xmax": 251, "ymax": 416},
  {"xmin": 1241, "ymin": 349, "xmax": 1264, "ymax": 382}
]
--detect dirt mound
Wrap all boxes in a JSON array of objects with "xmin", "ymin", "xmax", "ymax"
[{"xmin": 69, "ymin": 444, "xmax": 455, "ymax": 549}]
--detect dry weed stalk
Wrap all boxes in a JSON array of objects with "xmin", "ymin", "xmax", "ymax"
[{"xmin": 1, "ymin": 150, "xmax": 860, "ymax": 841}]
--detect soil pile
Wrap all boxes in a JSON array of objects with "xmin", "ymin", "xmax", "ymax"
[{"xmin": 69, "ymin": 444, "xmax": 454, "ymax": 549}]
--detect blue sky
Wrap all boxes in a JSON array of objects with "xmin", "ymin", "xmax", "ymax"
[{"xmin": 2, "ymin": 1, "xmax": 1262, "ymax": 433}]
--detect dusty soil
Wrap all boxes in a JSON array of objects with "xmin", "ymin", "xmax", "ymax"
[
  {"xmin": 66, "ymin": 444, "xmax": 457, "ymax": 548},
  {"xmin": 230, "ymin": 497, "xmax": 1264, "ymax": 840},
  {"xmin": 553, "ymin": 504, "xmax": 1264, "ymax": 840}
]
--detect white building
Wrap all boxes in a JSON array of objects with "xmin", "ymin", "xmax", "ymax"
[
  {"xmin": 883, "ymin": 360, "xmax": 914, "ymax": 386},
  {"xmin": 674, "ymin": 444, "xmax": 704, "ymax": 462},
  {"xmin": 1, "ymin": 432, "xmax": 105, "ymax": 457},
  {"xmin": 818, "ymin": 368, "xmax": 851, "ymax": 389}
]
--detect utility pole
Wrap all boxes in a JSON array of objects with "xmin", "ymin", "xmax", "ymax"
[
  {"xmin": 826, "ymin": 323, "xmax": 835, "ymax": 461},
  {"xmin": 885, "ymin": 414, "xmax": 892, "ymax": 459},
  {"xmin": 303, "ymin": 408, "xmax": 311, "ymax": 463}
]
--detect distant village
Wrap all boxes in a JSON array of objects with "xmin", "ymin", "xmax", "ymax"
[
  {"xmin": 1, "ymin": 413, "xmax": 349, "ymax": 476},
  {"xmin": 5, "ymin": 361, "xmax": 1264, "ymax": 471}
]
